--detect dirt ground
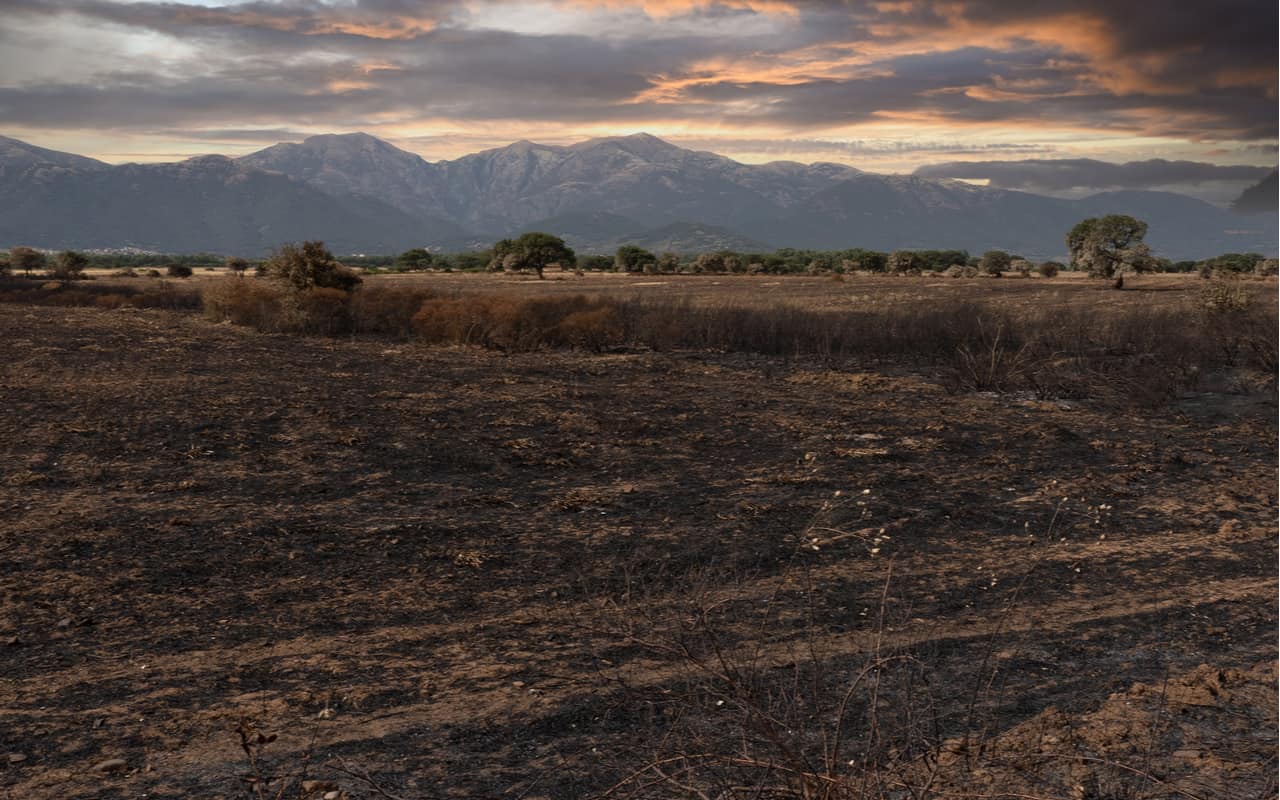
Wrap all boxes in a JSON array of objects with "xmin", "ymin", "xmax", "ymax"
[{"xmin": 0, "ymin": 281, "xmax": 1276, "ymax": 798}]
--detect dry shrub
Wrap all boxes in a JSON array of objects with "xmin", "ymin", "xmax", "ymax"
[
  {"xmin": 296, "ymin": 287, "xmax": 352, "ymax": 335},
  {"xmin": 351, "ymin": 286, "xmax": 437, "ymax": 338},
  {"xmin": 412, "ymin": 293, "xmax": 623, "ymax": 350},
  {"xmin": 0, "ymin": 277, "xmax": 200, "ymax": 311},
  {"xmin": 95, "ymin": 293, "xmax": 129, "ymax": 309},
  {"xmin": 413, "ymin": 295, "xmax": 501, "ymax": 346},
  {"xmin": 202, "ymin": 278, "xmax": 286, "ymax": 330},
  {"xmin": 557, "ymin": 305, "xmax": 624, "ymax": 351}
]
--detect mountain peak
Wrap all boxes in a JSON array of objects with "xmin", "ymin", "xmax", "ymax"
[
  {"xmin": 573, "ymin": 132, "xmax": 679, "ymax": 157},
  {"xmin": 0, "ymin": 134, "xmax": 109, "ymax": 171},
  {"xmin": 295, "ymin": 131, "xmax": 407, "ymax": 153}
]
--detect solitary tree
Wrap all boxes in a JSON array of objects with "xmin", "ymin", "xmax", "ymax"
[
  {"xmin": 395, "ymin": 248, "xmax": 434, "ymax": 271},
  {"xmin": 1067, "ymin": 214, "xmax": 1156, "ymax": 289},
  {"xmin": 10, "ymin": 246, "xmax": 45, "ymax": 277},
  {"xmin": 495, "ymin": 232, "xmax": 575, "ymax": 279},
  {"xmin": 225, "ymin": 256, "xmax": 250, "ymax": 276},
  {"xmin": 266, "ymin": 241, "xmax": 361, "ymax": 292},
  {"xmin": 52, "ymin": 250, "xmax": 88, "ymax": 282},
  {"xmin": 615, "ymin": 245, "xmax": 657, "ymax": 273},
  {"xmin": 979, "ymin": 250, "xmax": 1012, "ymax": 276}
]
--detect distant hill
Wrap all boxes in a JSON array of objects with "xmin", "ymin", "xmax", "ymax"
[
  {"xmin": 1231, "ymin": 170, "xmax": 1278, "ymax": 214},
  {"xmin": 0, "ymin": 154, "xmax": 460, "ymax": 254},
  {"xmin": 0, "ymin": 132, "xmax": 1275, "ymax": 259},
  {"xmin": 618, "ymin": 222, "xmax": 772, "ymax": 254}
]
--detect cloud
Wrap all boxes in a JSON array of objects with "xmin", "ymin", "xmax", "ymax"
[
  {"xmin": 913, "ymin": 157, "xmax": 1276, "ymax": 204},
  {"xmin": 0, "ymin": 0, "xmax": 1274, "ymax": 167}
]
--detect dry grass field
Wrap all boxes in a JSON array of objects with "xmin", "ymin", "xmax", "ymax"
[{"xmin": 1, "ymin": 273, "xmax": 1276, "ymax": 799}]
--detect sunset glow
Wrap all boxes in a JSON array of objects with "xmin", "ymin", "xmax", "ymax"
[{"xmin": 0, "ymin": 0, "xmax": 1274, "ymax": 182}]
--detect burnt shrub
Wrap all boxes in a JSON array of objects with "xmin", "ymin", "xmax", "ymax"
[
  {"xmin": 0, "ymin": 277, "xmax": 199, "ymax": 311},
  {"xmin": 350, "ymin": 286, "xmax": 438, "ymax": 338}
]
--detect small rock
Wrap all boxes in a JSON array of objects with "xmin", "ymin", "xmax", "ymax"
[
  {"xmin": 323, "ymin": 792, "xmax": 341, "ymax": 800},
  {"xmin": 1173, "ymin": 749, "xmax": 1201, "ymax": 760},
  {"xmin": 511, "ymin": 681, "xmax": 525, "ymax": 688},
  {"xmin": 317, "ymin": 708, "xmax": 335, "ymax": 720},
  {"xmin": 2, "ymin": 636, "xmax": 18, "ymax": 647},
  {"xmin": 93, "ymin": 758, "xmax": 128, "ymax": 773},
  {"xmin": 7, "ymin": 753, "xmax": 26, "ymax": 764},
  {"xmin": 56, "ymin": 618, "xmax": 72, "ymax": 629}
]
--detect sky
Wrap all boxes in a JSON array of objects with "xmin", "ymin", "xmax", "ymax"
[{"xmin": 0, "ymin": 0, "xmax": 1276, "ymax": 199}]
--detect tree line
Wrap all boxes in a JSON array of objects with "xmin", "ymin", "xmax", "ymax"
[{"xmin": 3, "ymin": 215, "xmax": 1276, "ymax": 286}]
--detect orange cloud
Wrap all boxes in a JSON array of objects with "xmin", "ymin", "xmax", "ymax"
[
  {"xmin": 558, "ymin": 0, "xmax": 798, "ymax": 17},
  {"xmin": 166, "ymin": 6, "xmax": 436, "ymax": 39}
]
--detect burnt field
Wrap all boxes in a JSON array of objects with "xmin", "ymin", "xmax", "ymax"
[{"xmin": 1, "ymin": 275, "xmax": 1277, "ymax": 799}]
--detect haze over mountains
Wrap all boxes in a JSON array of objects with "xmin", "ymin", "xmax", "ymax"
[{"xmin": 1, "ymin": 132, "xmax": 1275, "ymax": 260}]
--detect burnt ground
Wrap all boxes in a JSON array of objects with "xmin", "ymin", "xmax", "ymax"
[{"xmin": 0, "ymin": 302, "xmax": 1275, "ymax": 799}]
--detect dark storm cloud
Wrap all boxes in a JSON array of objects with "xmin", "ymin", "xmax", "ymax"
[{"xmin": 913, "ymin": 159, "xmax": 1274, "ymax": 193}]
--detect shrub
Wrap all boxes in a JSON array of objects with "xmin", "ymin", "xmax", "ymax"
[
  {"xmin": 615, "ymin": 245, "xmax": 657, "ymax": 273},
  {"xmin": 52, "ymin": 250, "xmax": 89, "ymax": 282},
  {"xmin": 394, "ymin": 248, "xmax": 434, "ymax": 271},
  {"xmin": 1198, "ymin": 274, "xmax": 1252, "ymax": 316},
  {"xmin": 1037, "ymin": 261, "xmax": 1062, "ymax": 278},
  {"xmin": 656, "ymin": 252, "xmax": 681, "ymax": 273},
  {"xmin": 350, "ymin": 286, "xmax": 437, "ymax": 338},
  {"xmin": 266, "ymin": 241, "xmax": 361, "ymax": 292},
  {"xmin": 410, "ymin": 294, "xmax": 623, "ymax": 351},
  {"xmin": 225, "ymin": 256, "xmax": 250, "ymax": 275},
  {"xmin": 887, "ymin": 250, "xmax": 920, "ymax": 273},
  {"xmin": 557, "ymin": 306, "xmax": 624, "ymax": 351},
  {"xmin": 166, "ymin": 264, "xmax": 194, "ymax": 278},
  {"xmin": 296, "ymin": 287, "xmax": 352, "ymax": 335},
  {"xmin": 412, "ymin": 296, "xmax": 503, "ymax": 346},
  {"xmin": 1198, "ymin": 252, "xmax": 1264, "ymax": 277},
  {"xmin": 202, "ymin": 278, "xmax": 286, "ymax": 330},
  {"xmin": 95, "ymin": 293, "xmax": 129, "ymax": 309}
]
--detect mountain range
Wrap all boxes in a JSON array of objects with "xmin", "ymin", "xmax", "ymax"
[{"xmin": 1, "ymin": 132, "xmax": 1275, "ymax": 260}]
